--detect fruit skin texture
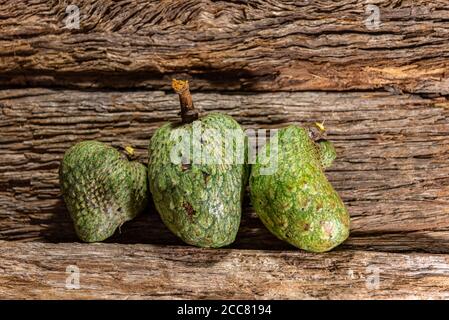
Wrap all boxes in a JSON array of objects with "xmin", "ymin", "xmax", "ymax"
[
  {"xmin": 59, "ymin": 141, "xmax": 148, "ymax": 242},
  {"xmin": 317, "ymin": 140, "xmax": 337, "ymax": 169},
  {"xmin": 250, "ymin": 126, "xmax": 350, "ymax": 252},
  {"xmin": 148, "ymin": 113, "xmax": 247, "ymax": 248}
]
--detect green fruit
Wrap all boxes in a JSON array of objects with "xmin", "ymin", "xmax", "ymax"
[
  {"xmin": 148, "ymin": 80, "xmax": 247, "ymax": 248},
  {"xmin": 317, "ymin": 140, "xmax": 337, "ymax": 169},
  {"xmin": 250, "ymin": 125, "xmax": 350, "ymax": 252},
  {"xmin": 59, "ymin": 141, "xmax": 148, "ymax": 242}
]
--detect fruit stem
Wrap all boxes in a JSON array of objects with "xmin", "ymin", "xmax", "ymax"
[
  {"xmin": 172, "ymin": 79, "xmax": 199, "ymax": 123},
  {"xmin": 124, "ymin": 146, "xmax": 135, "ymax": 156},
  {"xmin": 121, "ymin": 145, "xmax": 137, "ymax": 160},
  {"xmin": 308, "ymin": 122, "xmax": 327, "ymax": 142}
]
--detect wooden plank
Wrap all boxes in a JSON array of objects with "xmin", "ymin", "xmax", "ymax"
[
  {"xmin": 0, "ymin": 241, "xmax": 448, "ymax": 299},
  {"xmin": 1, "ymin": 88, "xmax": 449, "ymax": 252},
  {"xmin": 0, "ymin": 0, "xmax": 448, "ymax": 92}
]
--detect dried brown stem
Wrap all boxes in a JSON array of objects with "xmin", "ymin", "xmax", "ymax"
[{"xmin": 172, "ymin": 79, "xmax": 199, "ymax": 123}]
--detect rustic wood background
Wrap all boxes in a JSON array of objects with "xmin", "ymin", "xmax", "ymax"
[{"xmin": 1, "ymin": 0, "xmax": 449, "ymax": 299}]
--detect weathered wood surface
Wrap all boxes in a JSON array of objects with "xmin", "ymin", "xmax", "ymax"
[
  {"xmin": 1, "ymin": 88, "xmax": 449, "ymax": 253},
  {"xmin": 0, "ymin": 0, "xmax": 448, "ymax": 93},
  {"xmin": 1, "ymin": 0, "xmax": 449, "ymax": 299},
  {"xmin": 1, "ymin": 241, "xmax": 448, "ymax": 299}
]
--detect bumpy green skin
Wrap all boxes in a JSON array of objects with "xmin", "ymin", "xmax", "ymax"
[
  {"xmin": 148, "ymin": 113, "xmax": 247, "ymax": 248},
  {"xmin": 59, "ymin": 141, "xmax": 148, "ymax": 242},
  {"xmin": 317, "ymin": 140, "xmax": 337, "ymax": 169},
  {"xmin": 250, "ymin": 126, "xmax": 350, "ymax": 252}
]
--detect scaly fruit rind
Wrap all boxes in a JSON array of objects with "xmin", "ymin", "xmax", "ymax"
[
  {"xmin": 148, "ymin": 113, "xmax": 247, "ymax": 248},
  {"xmin": 59, "ymin": 141, "xmax": 148, "ymax": 242},
  {"xmin": 317, "ymin": 140, "xmax": 337, "ymax": 169},
  {"xmin": 250, "ymin": 125, "xmax": 349, "ymax": 252}
]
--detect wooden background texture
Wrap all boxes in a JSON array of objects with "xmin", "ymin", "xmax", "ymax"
[{"xmin": 1, "ymin": 0, "xmax": 449, "ymax": 299}]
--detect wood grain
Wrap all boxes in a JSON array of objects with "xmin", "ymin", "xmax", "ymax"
[
  {"xmin": 1, "ymin": 88, "xmax": 449, "ymax": 253},
  {"xmin": 0, "ymin": 241, "xmax": 448, "ymax": 299},
  {"xmin": 1, "ymin": 0, "xmax": 448, "ymax": 300},
  {"xmin": 0, "ymin": 0, "xmax": 448, "ymax": 92}
]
